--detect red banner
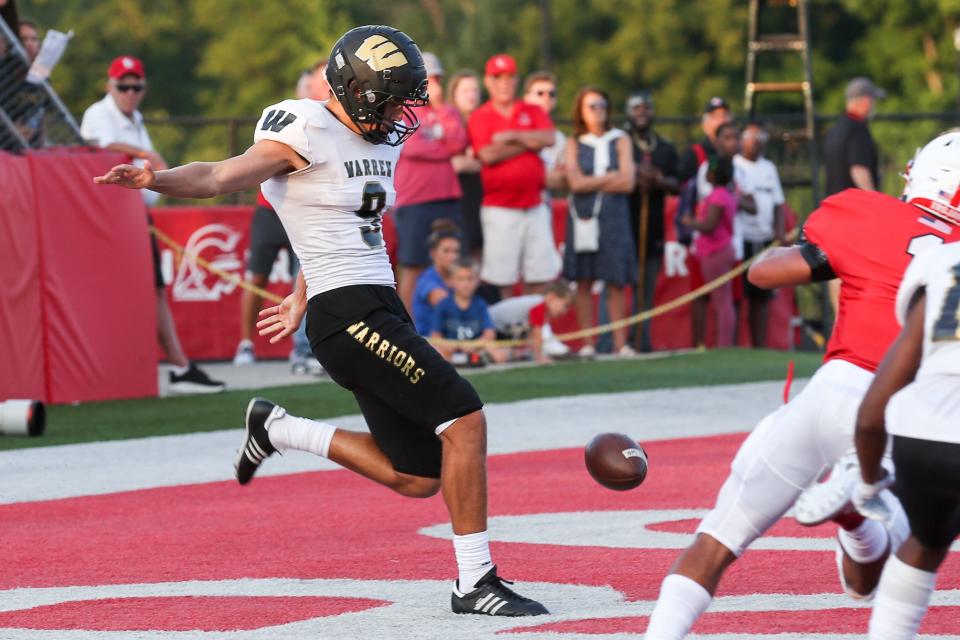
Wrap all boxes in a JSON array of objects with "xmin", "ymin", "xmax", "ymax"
[{"xmin": 150, "ymin": 207, "xmax": 294, "ymax": 362}]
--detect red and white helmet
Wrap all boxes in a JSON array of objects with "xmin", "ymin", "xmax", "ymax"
[{"xmin": 903, "ymin": 130, "xmax": 960, "ymax": 225}]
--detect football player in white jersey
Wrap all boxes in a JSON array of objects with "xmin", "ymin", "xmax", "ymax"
[
  {"xmin": 94, "ymin": 25, "xmax": 547, "ymax": 617},
  {"xmin": 854, "ymin": 241, "xmax": 960, "ymax": 638}
]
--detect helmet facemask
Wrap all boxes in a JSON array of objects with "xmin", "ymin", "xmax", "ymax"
[{"xmin": 343, "ymin": 79, "xmax": 428, "ymax": 146}]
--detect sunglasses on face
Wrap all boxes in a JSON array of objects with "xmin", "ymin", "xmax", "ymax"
[
  {"xmin": 586, "ymin": 101, "xmax": 608, "ymax": 111},
  {"xmin": 115, "ymin": 84, "xmax": 144, "ymax": 94},
  {"xmin": 535, "ymin": 89, "xmax": 557, "ymax": 98}
]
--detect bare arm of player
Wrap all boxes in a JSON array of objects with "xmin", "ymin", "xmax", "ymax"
[
  {"xmin": 93, "ymin": 139, "xmax": 306, "ymax": 199},
  {"xmin": 257, "ymin": 270, "xmax": 308, "ymax": 344},
  {"xmin": 850, "ymin": 164, "xmax": 876, "ymax": 191},
  {"xmin": 747, "ymin": 246, "xmax": 813, "ymax": 289},
  {"xmin": 854, "ymin": 292, "xmax": 925, "ymax": 483}
]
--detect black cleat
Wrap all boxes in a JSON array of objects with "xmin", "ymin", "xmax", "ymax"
[
  {"xmin": 234, "ymin": 397, "xmax": 279, "ymax": 485},
  {"xmin": 451, "ymin": 566, "xmax": 548, "ymax": 617}
]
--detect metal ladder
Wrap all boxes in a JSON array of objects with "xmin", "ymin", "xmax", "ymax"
[{"xmin": 745, "ymin": 0, "xmax": 819, "ymax": 203}]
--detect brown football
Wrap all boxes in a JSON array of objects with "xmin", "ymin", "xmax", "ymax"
[{"xmin": 584, "ymin": 432, "xmax": 648, "ymax": 491}]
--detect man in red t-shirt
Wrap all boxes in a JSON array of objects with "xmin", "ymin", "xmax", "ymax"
[
  {"xmin": 468, "ymin": 54, "xmax": 561, "ymax": 299},
  {"xmin": 643, "ymin": 132, "xmax": 960, "ymax": 639}
]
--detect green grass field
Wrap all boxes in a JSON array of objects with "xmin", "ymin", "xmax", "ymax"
[{"xmin": 0, "ymin": 349, "xmax": 822, "ymax": 452}]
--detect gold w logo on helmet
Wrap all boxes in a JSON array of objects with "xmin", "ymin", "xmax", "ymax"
[{"xmin": 355, "ymin": 35, "xmax": 408, "ymax": 72}]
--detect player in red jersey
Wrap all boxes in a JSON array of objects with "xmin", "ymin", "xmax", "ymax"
[{"xmin": 644, "ymin": 132, "xmax": 960, "ymax": 640}]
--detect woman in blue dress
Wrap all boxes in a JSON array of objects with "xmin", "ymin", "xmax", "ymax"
[{"xmin": 563, "ymin": 87, "xmax": 637, "ymax": 356}]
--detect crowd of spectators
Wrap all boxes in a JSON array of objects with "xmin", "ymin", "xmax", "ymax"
[{"xmin": 3, "ymin": 13, "xmax": 890, "ymax": 367}]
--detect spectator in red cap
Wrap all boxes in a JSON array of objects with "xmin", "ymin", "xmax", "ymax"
[
  {"xmin": 80, "ymin": 56, "xmax": 225, "ymax": 394},
  {"xmin": 81, "ymin": 56, "xmax": 167, "ymax": 179},
  {"xmin": 467, "ymin": 53, "xmax": 561, "ymax": 300}
]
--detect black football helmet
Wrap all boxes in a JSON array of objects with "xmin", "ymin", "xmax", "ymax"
[{"xmin": 326, "ymin": 25, "xmax": 428, "ymax": 146}]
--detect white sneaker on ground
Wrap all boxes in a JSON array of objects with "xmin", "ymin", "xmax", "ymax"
[
  {"xmin": 794, "ymin": 453, "xmax": 860, "ymax": 527},
  {"xmin": 617, "ymin": 345, "xmax": 637, "ymax": 358},
  {"xmin": 233, "ymin": 340, "xmax": 255, "ymax": 366},
  {"xmin": 578, "ymin": 344, "xmax": 596, "ymax": 358}
]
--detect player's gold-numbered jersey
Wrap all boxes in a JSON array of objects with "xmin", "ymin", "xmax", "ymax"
[
  {"xmin": 896, "ymin": 241, "xmax": 960, "ymax": 377},
  {"xmin": 255, "ymin": 99, "xmax": 400, "ymax": 300}
]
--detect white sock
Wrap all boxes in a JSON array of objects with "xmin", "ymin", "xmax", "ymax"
[
  {"xmin": 645, "ymin": 574, "xmax": 713, "ymax": 640},
  {"xmin": 869, "ymin": 554, "xmax": 937, "ymax": 639},
  {"xmin": 839, "ymin": 518, "xmax": 889, "ymax": 563},
  {"xmin": 171, "ymin": 363, "xmax": 190, "ymax": 376},
  {"xmin": 453, "ymin": 530, "xmax": 493, "ymax": 592},
  {"xmin": 266, "ymin": 408, "xmax": 336, "ymax": 457}
]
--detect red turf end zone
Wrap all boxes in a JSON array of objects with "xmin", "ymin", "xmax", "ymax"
[
  {"xmin": 0, "ymin": 596, "xmax": 388, "ymax": 631},
  {"xmin": 501, "ymin": 606, "xmax": 960, "ymax": 635},
  {"xmin": 2, "ymin": 433, "xmax": 958, "ymax": 636}
]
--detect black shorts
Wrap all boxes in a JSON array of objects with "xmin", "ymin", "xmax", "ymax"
[
  {"xmin": 248, "ymin": 205, "xmax": 296, "ymax": 277},
  {"xmin": 893, "ymin": 435, "xmax": 960, "ymax": 549},
  {"xmin": 306, "ymin": 285, "xmax": 483, "ymax": 479},
  {"xmin": 743, "ymin": 239, "xmax": 775, "ymax": 301},
  {"xmin": 147, "ymin": 214, "xmax": 165, "ymax": 289}
]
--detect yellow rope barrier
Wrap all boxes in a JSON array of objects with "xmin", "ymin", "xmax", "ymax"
[{"xmin": 151, "ymin": 224, "xmax": 819, "ymax": 350}]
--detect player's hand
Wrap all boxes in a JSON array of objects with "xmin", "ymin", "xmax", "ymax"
[
  {"xmin": 93, "ymin": 161, "xmax": 157, "ymax": 190},
  {"xmin": 257, "ymin": 293, "xmax": 307, "ymax": 344},
  {"xmin": 852, "ymin": 472, "xmax": 895, "ymax": 522}
]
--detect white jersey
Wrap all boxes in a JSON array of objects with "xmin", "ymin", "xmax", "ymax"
[
  {"xmin": 896, "ymin": 241, "xmax": 960, "ymax": 376},
  {"xmin": 733, "ymin": 154, "xmax": 785, "ymax": 242},
  {"xmin": 255, "ymin": 99, "xmax": 399, "ymax": 300},
  {"xmin": 888, "ymin": 242, "xmax": 960, "ymax": 443}
]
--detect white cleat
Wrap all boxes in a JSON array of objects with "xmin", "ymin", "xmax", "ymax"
[{"xmin": 794, "ymin": 453, "xmax": 860, "ymax": 527}]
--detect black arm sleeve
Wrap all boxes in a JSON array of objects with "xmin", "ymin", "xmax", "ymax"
[{"xmin": 798, "ymin": 238, "xmax": 837, "ymax": 282}]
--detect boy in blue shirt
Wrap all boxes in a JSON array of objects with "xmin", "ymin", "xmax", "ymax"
[{"xmin": 431, "ymin": 258, "xmax": 504, "ymax": 364}]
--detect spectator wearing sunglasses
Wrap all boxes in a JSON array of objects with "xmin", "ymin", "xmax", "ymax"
[
  {"xmin": 523, "ymin": 71, "xmax": 566, "ymax": 193},
  {"xmin": 79, "ymin": 56, "xmax": 225, "ymax": 395},
  {"xmin": 81, "ymin": 56, "xmax": 167, "ymax": 183},
  {"xmin": 562, "ymin": 87, "xmax": 637, "ymax": 357}
]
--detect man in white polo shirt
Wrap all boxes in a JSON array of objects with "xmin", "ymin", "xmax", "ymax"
[{"xmin": 81, "ymin": 56, "xmax": 224, "ymax": 395}]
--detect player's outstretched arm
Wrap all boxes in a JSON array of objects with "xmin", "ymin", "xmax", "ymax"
[
  {"xmin": 855, "ymin": 292, "xmax": 925, "ymax": 483},
  {"xmin": 747, "ymin": 246, "xmax": 813, "ymax": 289},
  {"xmin": 93, "ymin": 139, "xmax": 306, "ymax": 199}
]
